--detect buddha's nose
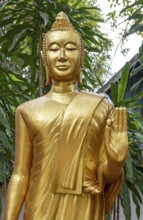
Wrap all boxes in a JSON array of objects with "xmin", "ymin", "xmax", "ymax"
[{"xmin": 58, "ymin": 48, "xmax": 67, "ymax": 61}]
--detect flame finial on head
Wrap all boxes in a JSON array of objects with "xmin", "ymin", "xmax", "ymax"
[
  {"xmin": 56, "ymin": 11, "xmax": 69, "ymax": 20},
  {"xmin": 51, "ymin": 11, "xmax": 74, "ymax": 31}
]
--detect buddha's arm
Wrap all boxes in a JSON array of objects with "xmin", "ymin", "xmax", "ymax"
[
  {"xmin": 4, "ymin": 106, "xmax": 33, "ymax": 220},
  {"xmin": 101, "ymin": 107, "xmax": 128, "ymax": 183}
]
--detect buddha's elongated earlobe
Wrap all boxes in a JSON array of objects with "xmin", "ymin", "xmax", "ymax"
[
  {"xmin": 77, "ymin": 67, "xmax": 83, "ymax": 86},
  {"xmin": 40, "ymin": 51, "xmax": 51, "ymax": 86},
  {"xmin": 40, "ymin": 51, "xmax": 45, "ymax": 65},
  {"xmin": 45, "ymin": 66, "xmax": 51, "ymax": 86},
  {"xmin": 78, "ymin": 73, "xmax": 83, "ymax": 85}
]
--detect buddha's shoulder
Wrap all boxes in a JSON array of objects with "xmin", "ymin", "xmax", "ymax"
[
  {"xmin": 80, "ymin": 91, "xmax": 113, "ymax": 105},
  {"xmin": 16, "ymin": 95, "xmax": 48, "ymax": 114}
]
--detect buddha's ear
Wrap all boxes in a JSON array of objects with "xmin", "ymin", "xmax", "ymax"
[
  {"xmin": 40, "ymin": 51, "xmax": 46, "ymax": 67},
  {"xmin": 41, "ymin": 51, "xmax": 51, "ymax": 86},
  {"xmin": 77, "ymin": 66, "xmax": 83, "ymax": 86}
]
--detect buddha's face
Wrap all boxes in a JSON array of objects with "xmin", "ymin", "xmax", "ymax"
[{"xmin": 46, "ymin": 31, "xmax": 81, "ymax": 82}]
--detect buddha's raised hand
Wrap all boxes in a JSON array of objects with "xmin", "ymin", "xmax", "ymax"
[{"xmin": 104, "ymin": 107, "xmax": 128, "ymax": 182}]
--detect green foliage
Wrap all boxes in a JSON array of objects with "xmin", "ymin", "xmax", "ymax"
[
  {"xmin": 0, "ymin": 199, "xmax": 2, "ymax": 217},
  {"xmin": 121, "ymin": 182, "xmax": 131, "ymax": 220},
  {"xmin": 110, "ymin": 44, "xmax": 143, "ymax": 220},
  {"xmin": 111, "ymin": 62, "xmax": 129, "ymax": 107},
  {"xmin": 106, "ymin": 214, "xmax": 111, "ymax": 220},
  {"xmin": 108, "ymin": 0, "xmax": 143, "ymax": 37},
  {"xmin": 120, "ymin": 0, "xmax": 143, "ymax": 36}
]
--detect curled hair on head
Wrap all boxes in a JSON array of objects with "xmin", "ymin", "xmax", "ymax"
[{"xmin": 42, "ymin": 11, "xmax": 85, "ymax": 68}]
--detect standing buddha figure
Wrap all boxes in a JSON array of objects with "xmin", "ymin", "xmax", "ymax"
[{"xmin": 4, "ymin": 12, "xmax": 128, "ymax": 220}]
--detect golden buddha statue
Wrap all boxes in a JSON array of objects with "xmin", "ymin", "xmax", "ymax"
[{"xmin": 4, "ymin": 12, "xmax": 128, "ymax": 220}]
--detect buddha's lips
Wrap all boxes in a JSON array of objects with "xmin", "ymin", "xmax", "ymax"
[{"xmin": 56, "ymin": 65, "xmax": 70, "ymax": 69}]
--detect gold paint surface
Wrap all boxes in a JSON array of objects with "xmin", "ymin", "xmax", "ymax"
[{"xmin": 4, "ymin": 12, "xmax": 128, "ymax": 220}]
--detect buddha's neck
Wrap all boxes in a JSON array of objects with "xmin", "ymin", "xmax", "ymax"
[
  {"xmin": 48, "ymin": 80, "xmax": 78, "ymax": 104},
  {"xmin": 50, "ymin": 80, "xmax": 77, "ymax": 93}
]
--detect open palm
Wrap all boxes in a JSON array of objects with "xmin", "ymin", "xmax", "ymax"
[{"xmin": 105, "ymin": 107, "xmax": 128, "ymax": 165}]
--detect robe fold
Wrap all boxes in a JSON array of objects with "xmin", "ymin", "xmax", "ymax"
[{"xmin": 20, "ymin": 91, "xmax": 123, "ymax": 220}]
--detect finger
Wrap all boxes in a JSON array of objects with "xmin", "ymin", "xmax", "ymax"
[
  {"xmin": 105, "ymin": 126, "xmax": 110, "ymax": 150},
  {"xmin": 114, "ymin": 108, "xmax": 119, "ymax": 130},
  {"xmin": 119, "ymin": 107, "xmax": 124, "ymax": 132},
  {"xmin": 123, "ymin": 107, "xmax": 127, "ymax": 130},
  {"xmin": 118, "ymin": 107, "xmax": 127, "ymax": 131}
]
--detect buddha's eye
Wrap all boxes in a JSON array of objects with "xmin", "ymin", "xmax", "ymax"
[
  {"xmin": 66, "ymin": 47, "xmax": 77, "ymax": 51},
  {"xmin": 48, "ymin": 44, "xmax": 60, "ymax": 51},
  {"xmin": 65, "ymin": 43, "xmax": 77, "ymax": 51}
]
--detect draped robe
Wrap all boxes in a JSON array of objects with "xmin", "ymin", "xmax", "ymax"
[{"xmin": 17, "ymin": 91, "xmax": 123, "ymax": 220}]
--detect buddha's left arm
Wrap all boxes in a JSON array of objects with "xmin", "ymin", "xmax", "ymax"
[{"xmin": 102, "ymin": 107, "xmax": 128, "ymax": 183}]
